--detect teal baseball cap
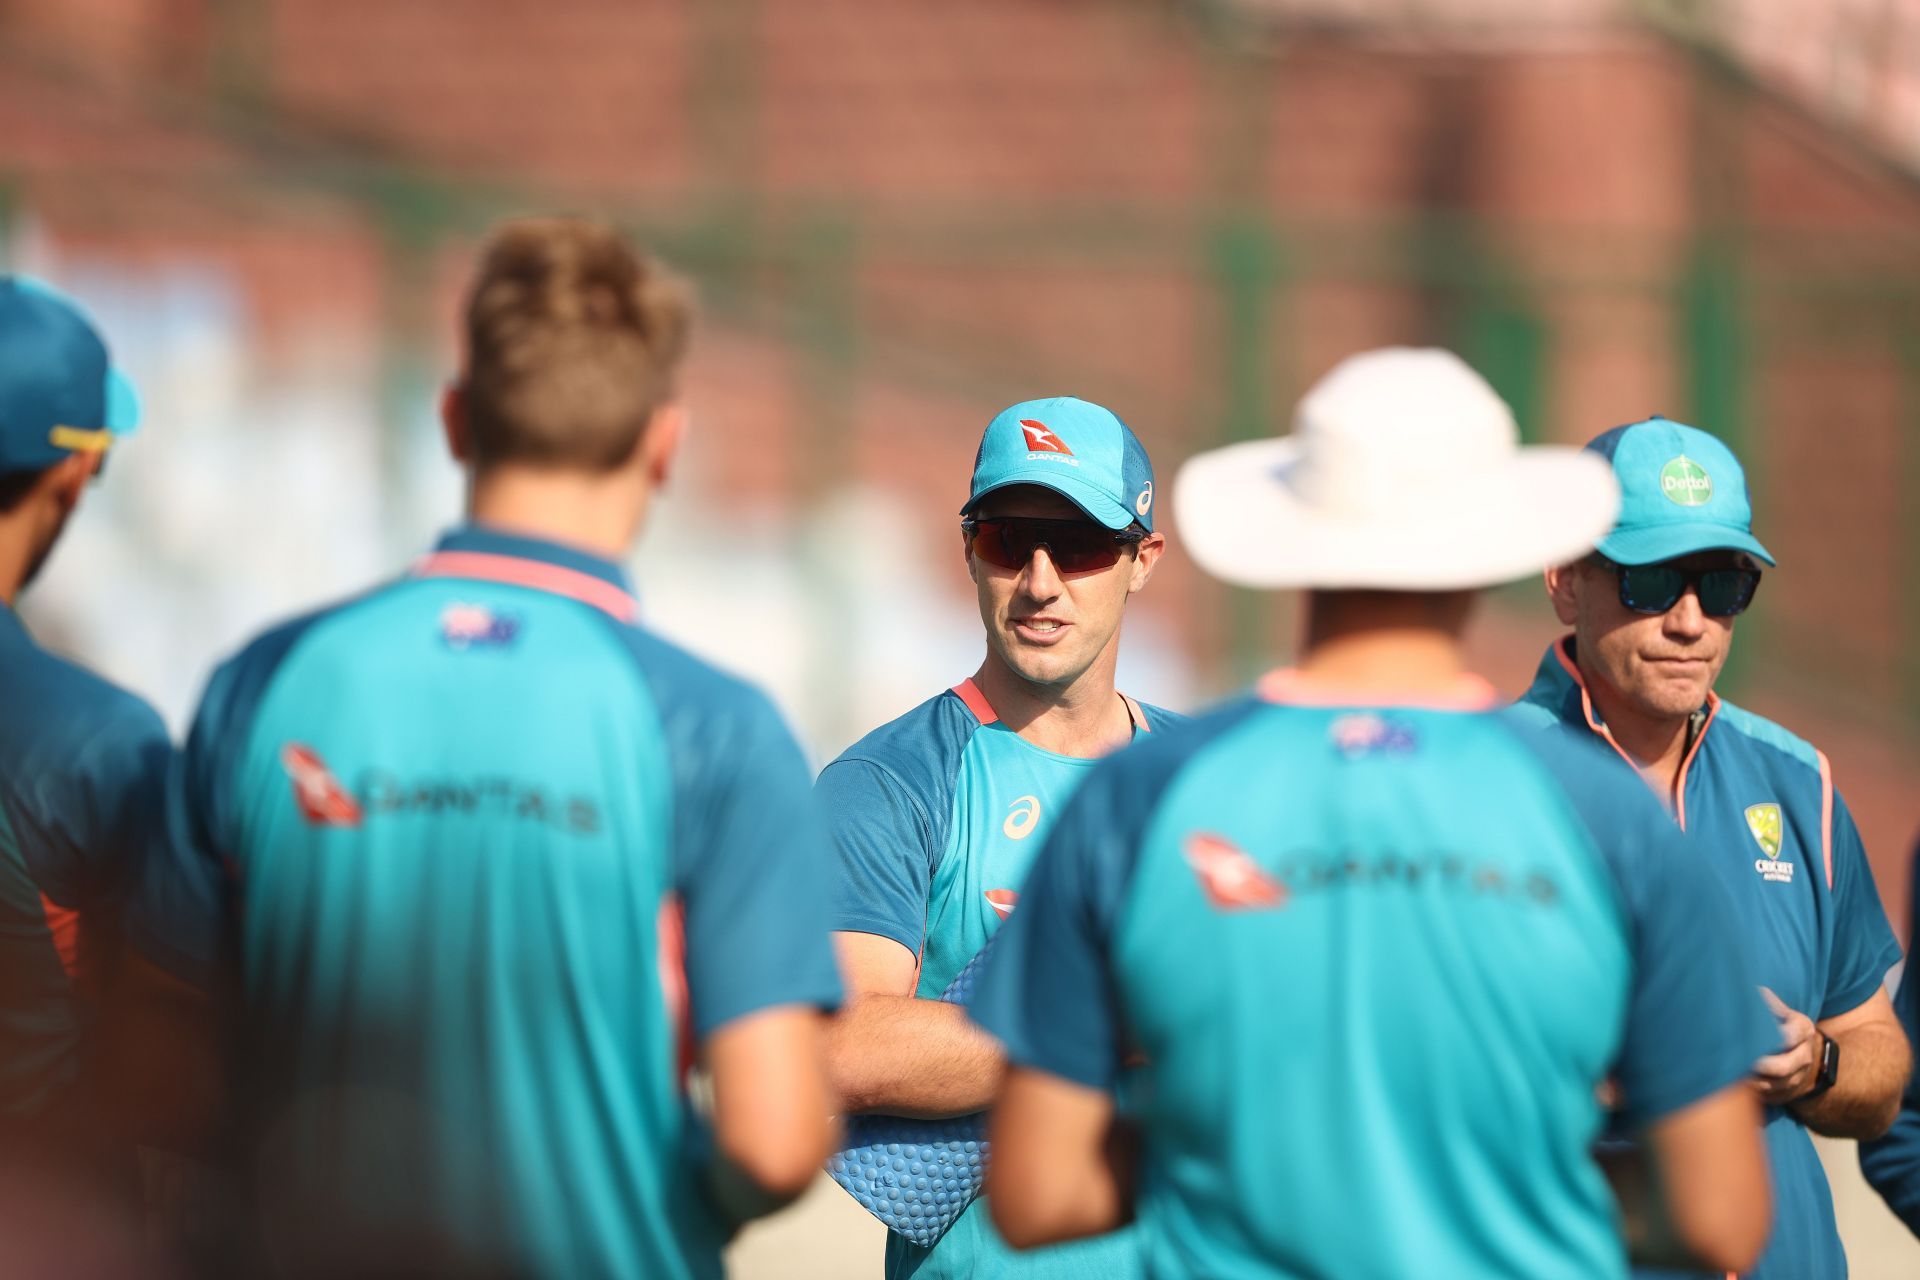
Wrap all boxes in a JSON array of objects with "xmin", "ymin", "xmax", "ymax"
[
  {"xmin": 962, "ymin": 396, "xmax": 1156, "ymax": 532},
  {"xmin": 1583, "ymin": 416, "xmax": 1774, "ymax": 566},
  {"xmin": 0, "ymin": 275, "xmax": 141, "ymax": 475}
]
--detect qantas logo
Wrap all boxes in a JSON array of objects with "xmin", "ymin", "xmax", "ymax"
[
  {"xmin": 1183, "ymin": 831, "xmax": 1286, "ymax": 911},
  {"xmin": 1019, "ymin": 419, "xmax": 1073, "ymax": 455},
  {"xmin": 984, "ymin": 889, "xmax": 1018, "ymax": 919},
  {"xmin": 281, "ymin": 744, "xmax": 363, "ymax": 828}
]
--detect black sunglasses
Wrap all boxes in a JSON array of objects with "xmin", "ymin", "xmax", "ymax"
[
  {"xmin": 1598, "ymin": 557, "xmax": 1762, "ymax": 618},
  {"xmin": 963, "ymin": 517, "xmax": 1144, "ymax": 575}
]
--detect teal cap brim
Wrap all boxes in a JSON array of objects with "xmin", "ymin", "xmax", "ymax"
[
  {"xmin": 1597, "ymin": 522, "xmax": 1775, "ymax": 567},
  {"xmin": 965, "ymin": 470, "xmax": 1136, "ymax": 530},
  {"xmin": 105, "ymin": 366, "xmax": 140, "ymax": 436}
]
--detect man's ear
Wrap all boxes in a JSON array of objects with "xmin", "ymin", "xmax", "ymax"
[
  {"xmin": 441, "ymin": 383, "xmax": 471, "ymax": 464},
  {"xmin": 1543, "ymin": 562, "xmax": 1583, "ymax": 627},
  {"xmin": 639, "ymin": 400, "xmax": 687, "ymax": 489},
  {"xmin": 1127, "ymin": 532, "xmax": 1167, "ymax": 595},
  {"xmin": 45, "ymin": 451, "xmax": 98, "ymax": 516}
]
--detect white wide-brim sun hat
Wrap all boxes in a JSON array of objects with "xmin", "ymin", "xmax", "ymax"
[{"xmin": 1174, "ymin": 348, "xmax": 1621, "ymax": 591}]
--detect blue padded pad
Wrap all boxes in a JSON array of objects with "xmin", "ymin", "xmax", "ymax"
[{"xmin": 827, "ymin": 939, "xmax": 997, "ymax": 1246}]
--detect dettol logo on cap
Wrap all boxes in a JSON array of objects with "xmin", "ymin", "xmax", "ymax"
[{"xmin": 1659, "ymin": 455, "xmax": 1713, "ymax": 507}]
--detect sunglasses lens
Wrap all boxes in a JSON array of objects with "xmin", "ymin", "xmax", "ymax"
[
  {"xmin": 967, "ymin": 519, "xmax": 1125, "ymax": 575},
  {"xmin": 1617, "ymin": 566, "xmax": 1684, "ymax": 614},
  {"xmin": 1699, "ymin": 570, "xmax": 1760, "ymax": 617}
]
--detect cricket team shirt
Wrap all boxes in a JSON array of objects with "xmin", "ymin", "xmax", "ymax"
[
  {"xmin": 1859, "ymin": 839, "xmax": 1920, "ymax": 1236},
  {"xmin": 132, "ymin": 525, "xmax": 841, "ymax": 1280},
  {"xmin": 820, "ymin": 678, "xmax": 1174, "ymax": 1280},
  {"xmin": 1517, "ymin": 636, "xmax": 1901, "ymax": 1280},
  {"xmin": 971, "ymin": 673, "xmax": 1775, "ymax": 1280},
  {"xmin": 0, "ymin": 601, "xmax": 170, "ymax": 1132}
]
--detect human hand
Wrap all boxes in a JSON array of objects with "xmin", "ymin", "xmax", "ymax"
[{"xmin": 1751, "ymin": 986, "xmax": 1821, "ymax": 1105}]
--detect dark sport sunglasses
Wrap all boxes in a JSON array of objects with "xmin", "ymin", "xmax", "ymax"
[
  {"xmin": 1598, "ymin": 557, "xmax": 1762, "ymax": 618},
  {"xmin": 963, "ymin": 517, "xmax": 1145, "ymax": 575}
]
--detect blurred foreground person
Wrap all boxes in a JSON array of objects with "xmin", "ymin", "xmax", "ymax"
[
  {"xmin": 134, "ymin": 219, "xmax": 840, "ymax": 1278},
  {"xmin": 821, "ymin": 397, "xmax": 1170, "ymax": 1278},
  {"xmin": 0, "ymin": 278, "xmax": 170, "ymax": 1179},
  {"xmin": 1521, "ymin": 417, "xmax": 1906, "ymax": 1280},
  {"xmin": 1860, "ymin": 833, "xmax": 1920, "ymax": 1237},
  {"xmin": 971, "ymin": 349, "xmax": 1775, "ymax": 1278}
]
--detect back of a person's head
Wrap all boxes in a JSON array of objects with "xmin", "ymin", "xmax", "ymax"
[{"xmin": 460, "ymin": 217, "xmax": 692, "ymax": 472}]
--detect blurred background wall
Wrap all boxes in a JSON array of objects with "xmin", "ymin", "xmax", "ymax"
[{"xmin": 2, "ymin": 1, "xmax": 1918, "ymax": 1269}]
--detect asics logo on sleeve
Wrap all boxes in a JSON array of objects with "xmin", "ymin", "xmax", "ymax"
[
  {"xmin": 282, "ymin": 744, "xmax": 364, "ymax": 828},
  {"xmin": 1184, "ymin": 832, "xmax": 1287, "ymax": 912},
  {"xmin": 1003, "ymin": 795, "xmax": 1042, "ymax": 839}
]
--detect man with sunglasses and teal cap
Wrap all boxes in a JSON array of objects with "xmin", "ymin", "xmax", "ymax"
[
  {"xmin": 0, "ymin": 275, "xmax": 168, "ymax": 1168},
  {"xmin": 820, "ymin": 396, "xmax": 1172, "ymax": 1279},
  {"xmin": 1519, "ymin": 415, "xmax": 1908, "ymax": 1279}
]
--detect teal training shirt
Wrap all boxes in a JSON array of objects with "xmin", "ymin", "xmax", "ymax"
[
  {"xmin": 0, "ymin": 602, "xmax": 169, "ymax": 1131},
  {"xmin": 133, "ymin": 526, "xmax": 841, "ymax": 1280},
  {"xmin": 1518, "ymin": 637, "xmax": 1902, "ymax": 1280},
  {"xmin": 820, "ymin": 679, "xmax": 1175, "ymax": 1280},
  {"xmin": 972, "ymin": 676, "xmax": 1775, "ymax": 1280}
]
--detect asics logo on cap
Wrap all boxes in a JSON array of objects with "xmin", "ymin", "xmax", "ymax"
[
  {"xmin": 1003, "ymin": 795, "xmax": 1042, "ymax": 839},
  {"xmin": 282, "ymin": 744, "xmax": 363, "ymax": 828},
  {"xmin": 1136, "ymin": 481, "xmax": 1153, "ymax": 517},
  {"xmin": 1184, "ymin": 831, "xmax": 1287, "ymax": 912},
  {"xmin": 1660, "ymin": 455, "xmax": 1713, "ymax": 506},
  {"xmin": 1019, "ymin": 419, "xmax": 1073, "ymax": 455}
]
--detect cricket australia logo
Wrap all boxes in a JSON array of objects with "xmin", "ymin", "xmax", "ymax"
[
  {"xmin": 1745, "ymin": 803, "xmax": 1792, "ymax": 884},
  {"xmin": 1660, "ymin": 455, "xmax": 1713, "ymax": 506}
]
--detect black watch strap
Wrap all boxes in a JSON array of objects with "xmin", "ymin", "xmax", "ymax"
[{"xmin": 1806, "ymin": 1034, "xmax": 1840, "ymax": 1099}]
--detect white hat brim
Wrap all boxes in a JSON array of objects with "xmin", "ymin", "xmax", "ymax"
[{"xmin": 1173, "ymin": 438, "xmax": 1621, "ymax": 591}]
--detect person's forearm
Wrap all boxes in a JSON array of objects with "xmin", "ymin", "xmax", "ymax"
[
  {"xmin": 828, "ymin": 994, "xmax": 1004, "ymax": 1117},
  {"xmin": 1794, "ymin": 1022, "xmax": 1912, "ymax": 1140},
  {"xmin": 1597, "ymin": 1142, "xmax": 1704, "ymax": 1270}
]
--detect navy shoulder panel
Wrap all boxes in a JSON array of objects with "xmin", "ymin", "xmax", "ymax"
[
  {"xmin": 0, "ymin": 620, "xmax": 167, "ymax": 760},
  {"xmin": 1066, "ymin": 694, "xmax": 1267, "ymax": 917},
  {"xmin": 825, "ymin": 690, "xmax": 983, "ymax": 853}
]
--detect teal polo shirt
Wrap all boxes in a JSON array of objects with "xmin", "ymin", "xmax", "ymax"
[
  {"xmin": 1516, "ymin": 636, "xmax": 1901, "ymax": 1280},
  {"xmin": 970, "ymin": 675, "xmax": 1773, "ymax": 1280},
  {"xmin": 133, "ymin": 526, "xmax": 841, "ymax": 1280},
  {"xmin": 821, "ymin": 680, "xmax": 1175, "ymax": 1280}
]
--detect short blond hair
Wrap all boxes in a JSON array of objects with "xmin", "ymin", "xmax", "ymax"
[{"xmin": 460, "ymin": 217, "xmax": 692, "ymax": 471}]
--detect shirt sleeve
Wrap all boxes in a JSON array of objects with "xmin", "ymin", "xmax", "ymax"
[
  {"xmin": 1819, "ymin": 788, "xmax": 1902, "ymax": 1021},
  {"xmin": 816, "ymin": 758, "xmax": 934, "ymax": 957},
  {"xmin": 125, "ymin": 663, "xmax": 242, "ymax": 990},
  {"xmin": 1859, "ymin": 838, "xmax": 1920, "ymax": 1235},
  {"xmin": 676, "ymin": 693, "xmax": 842, "ymax": 1039},
  {"xmin": 1609, "ymin": 798, "xmax": 1780, "ymax": 1129},
  {"xmin": 26, "ymin": 698, "xmax": 171, "ymax": 912},
  {"xmin": 969, "ymin": 765, "xmax": 1132, "ymax": 1093}
]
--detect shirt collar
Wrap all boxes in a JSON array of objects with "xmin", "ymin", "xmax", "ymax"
[{"xmin": 417, "ymin": 524, "xmax": 639, "ymax": 623}]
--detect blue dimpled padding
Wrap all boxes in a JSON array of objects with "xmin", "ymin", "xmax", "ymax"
[{"xmin": 827, "ymin": 941, "xmax": 996, "ymax": 1246}]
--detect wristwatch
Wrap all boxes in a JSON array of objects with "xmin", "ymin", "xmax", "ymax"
[{"xmin": 1806, "ymin": 1034, "xmax": 1840, "ymax": 1099}]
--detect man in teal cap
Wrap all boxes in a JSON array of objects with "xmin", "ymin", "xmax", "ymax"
[
  {"xmin": 1517, "ymin": 415, "xmax": 1908, "ymax": 1279},
  {"xmin": 0, "ymin": 275, "xmax": 169, "ymax": 1171},
  {"xmin": 820, "ymin": 396, "xmax": 1172, "ymax": 1279}
]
